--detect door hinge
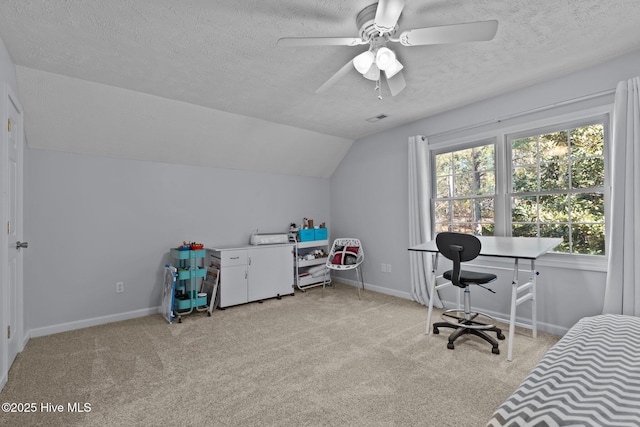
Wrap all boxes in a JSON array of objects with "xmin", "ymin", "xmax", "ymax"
[
  {"xmin": 7, "ymin": 325, "xmax": 10, "ymax": 339},
  {"xmin": 6, "ymin": 221, "xmax": 9, "ymax": 235},
  {"xmin": 7, "ymin": 118, "xmax": 10, "ymax": 132}
]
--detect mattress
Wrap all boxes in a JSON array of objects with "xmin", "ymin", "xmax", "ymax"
[{"xmin": 487, "ymin": 314, "xmax": 640, "ymax": 427}]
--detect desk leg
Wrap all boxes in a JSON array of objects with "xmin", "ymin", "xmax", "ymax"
[
  {"xmin": 508, "ymin": 259, "xmax": 519, "ymax": 362},
  {"xmin": 531, "ymin": 259, "xmax": 537, "ymax": 339},
  {"xmin": 426, "ymin": 253, "xmax": 438, "ymax": 335}
]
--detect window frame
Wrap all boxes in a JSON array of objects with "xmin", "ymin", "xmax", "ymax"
[
  {"xmin": 431, "ymin": 137, "xmax": 498, "ymax": 235},
  {"xmin": 428, "ymin": 105, "xmax": 611, "ymax": 272}
]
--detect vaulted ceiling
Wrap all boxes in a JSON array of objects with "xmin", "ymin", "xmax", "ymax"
[{"xmin": 1, "ymin": 1, "xmax": 639, "ymax": 177}]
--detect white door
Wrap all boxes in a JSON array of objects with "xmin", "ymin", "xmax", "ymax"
[{"xmin": 5, "ymin": 88, "xmax": 24, "ymax": 371}]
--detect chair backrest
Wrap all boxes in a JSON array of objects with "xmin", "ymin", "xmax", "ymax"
[
  {"xmin": 435, "ymin": 232, "xmax": 481, "ymax": 287},
  {"xmin": 326, "ymin": 238, "xmax": 364, "ymax": 268}
]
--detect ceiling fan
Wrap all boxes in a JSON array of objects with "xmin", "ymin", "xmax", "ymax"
[{"xmin": 277, "ymin": 0, "xmax": 498, "ymax": 98}]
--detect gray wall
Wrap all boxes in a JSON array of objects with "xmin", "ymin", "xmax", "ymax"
[
  {"xmin": 24, "ymin": 149, "xmax": 330, "ymax": 335},
  {"xmin": 330, "ymin": 49, "xmax": 640, "ymax": 335}
]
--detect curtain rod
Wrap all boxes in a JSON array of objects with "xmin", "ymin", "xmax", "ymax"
[{"xmin": 425, "ymin": 88, "xmax": 616, "ymax": 140}]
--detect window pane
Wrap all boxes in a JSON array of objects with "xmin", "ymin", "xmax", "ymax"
[
  {"xmin": 453, "ymin": 148, "xmax": 473, "ymax": 174},
  {"xmin": 452, "ymin": 223, "xmax": 474, "ymax": 234},
  {"xmin": 453, "ymin": 199, "xmax": 472, "ymax": 221},
  {"xmin": 513, "ymin": 223, "xmax": 538, "ymax": 237},
  {"xmin": 478, "ymin": 224, "xmax": 495, "ymax": 236},
  {"xmin": 571, "ymin": 223, "xmax": 605, "ymax": 255},
  {"xmin": 512, "ymin": 196, "xmax": 537, "ymax": 222},
  {"xmin": 571, "ymin": 125, "xmax": 603, "ymax": 158},
  {"xmin": 539, "ymin": 194, "xmax": 568, "ymax": 222},
  {"xmin": 513, "ymin": 166, "xmax": 538, "ymax": 192},
  {"xmin": 434, "ymin": 201, "xmax": 450, "ymax": 223},
  {"xmin": 435, "ymin": 223, "xmax": 451, "ymax": 233},
  {"xmin": 539, "ymin": 131, "xmax": 568, "ymax": 162},
  {"xmin": 454, "ymin": 173, "xmax": 473, "ymax": 197},
  {"xmin": 476, "ymin": 171, "xmax": 495, "ymax": 195},
  {"xmin": 436, "ymin": 176, "xmax": 451, "ymax": 198},
  {"xmin": 512, "ymin": 137, "xmax": 537, "ymax": 166},
  {"xmin": 571, "ymin": 157, "xmax": 605, "ymax": 188},
  {"xmin": 476, "ymin": 198, "xmax": 495, "ymax": 222},
  {"xmin": 435, "ymin": 153, "xmax": 452, "ymax": 175},
  {"xmin": 474, "ymin": 144, "xmax": 495, "ymax": 171},
  {"xmin": 540, "ymin": 161, "xmax": 569, "ymax": 190},
  {"xmin": 539, "ymin": 223, "xmax": 570, "ymax": 252},
  {"xmin": 571, "ymin": 192, "xmax": 604, "ymax": 221}
]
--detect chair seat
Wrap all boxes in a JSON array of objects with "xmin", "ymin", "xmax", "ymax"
[{"xmin": 443, "ymin": 269, "xmax": 496, "ymax": 286}]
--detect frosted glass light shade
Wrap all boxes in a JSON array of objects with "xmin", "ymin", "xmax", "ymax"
[
  {"xmin": 375, "ymin": 47, "xmax": 396, "ymax": 70},
  {"xmin": 353, "ymin": 51, "xmax": 375, "ymax": 74}
]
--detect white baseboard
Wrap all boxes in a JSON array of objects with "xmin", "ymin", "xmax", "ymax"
[
  {"xmin": 28, "ymin": 307, "xmax": 161, "ymax": 338},
  {"xmin": 336, "ymin": 280, "xmax": 569, "ymax": 336},
  {"xmin": 439, "ymin": 299, "xmax": 569, "ymax": 336},
  {"xmin": 336, "ymin": 278, "xmax": 412, "ymax": 300}
]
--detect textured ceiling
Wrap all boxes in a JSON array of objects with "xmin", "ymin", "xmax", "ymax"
[{"xmin": 1, "ymin": 0, "xmax": 640, "ymax": 161}]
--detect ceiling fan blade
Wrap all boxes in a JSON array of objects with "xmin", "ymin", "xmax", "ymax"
[
  {"xmin": 277, "ymin": 37, "xmax": 366, "ymax": 47},
  {"xmin": 374, "ymin": 0, "xmax": 406, "ymax": 33},
  {"xmin": 386, "ymin": 70, "xmax": 406, "ymax": 96},
  {"xmin": 315, "ymin": 60, "xmax": 354, "ymax": 94},
  {"xmin": 398, "ymin": 20, "xmax": 498, "ymax": 46}
]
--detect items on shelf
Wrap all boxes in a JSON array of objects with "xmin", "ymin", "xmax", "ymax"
[
  {"xmin": 168, "ymin": 244, "xmax": 209, "ymax": 323},
  {"xmin": 294, "ymin": 237, "xmax": 331, "ymax": 291}
]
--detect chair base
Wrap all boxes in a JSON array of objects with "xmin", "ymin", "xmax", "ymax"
[{"xmin": 433, "ymin": 309, "xmax": 505, "ymax": 354}]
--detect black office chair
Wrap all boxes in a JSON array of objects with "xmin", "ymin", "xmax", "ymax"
[{"xmin": 432, "ymin": 232, "xmax": 505, "ymax": 354}]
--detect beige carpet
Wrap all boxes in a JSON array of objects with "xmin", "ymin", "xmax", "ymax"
[{"xmin": 0, "ymin": 284, "xmax": 558, "ymax": 427}]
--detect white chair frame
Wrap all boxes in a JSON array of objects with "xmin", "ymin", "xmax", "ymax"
[{"xmin": 323, "ymin": 238, "xmax": 365, "ymax": 298}]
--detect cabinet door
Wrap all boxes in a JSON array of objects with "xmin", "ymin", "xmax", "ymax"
[
  {"xmin": 248, "ymin": 246, "xmax": 294, "ymax": 301},
  {"xmin": 219, "ymin": 264, "xmax": 248, "ymax": 308}
]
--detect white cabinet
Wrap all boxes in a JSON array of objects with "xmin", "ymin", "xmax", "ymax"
[
  {"xmin": 207, "ymin": 244, "xmax": 294, "ymax": 308},
  {"xmin": 294, "ymin": 239, "xmax": 331, "ymax": 290}
]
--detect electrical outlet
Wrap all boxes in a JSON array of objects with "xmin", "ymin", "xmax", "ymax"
[
  {"xmin": 116, "ymin": 281, "xmax": 124, "ymax": 293},
  {"xmin": 381, "ymin": 263, "xmax": 387, "ymax": 273},
  {"xmin": 386, "ymin": 264, "xmax": 391, "ymax": 273}
]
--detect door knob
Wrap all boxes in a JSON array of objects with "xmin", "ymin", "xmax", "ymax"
[{"xmin": 16, "ymin": 241, "xmax": 28, "ymax": 249}]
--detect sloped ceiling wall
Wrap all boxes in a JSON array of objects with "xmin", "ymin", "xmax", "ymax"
[{"xmin": 17, "ymin": 66, "xmax": 353, "ymax": 178}]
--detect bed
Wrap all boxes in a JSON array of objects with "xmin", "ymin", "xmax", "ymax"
[{"xmin": 487, "ymin": 314, "xmax": 640, "ymax": 427}]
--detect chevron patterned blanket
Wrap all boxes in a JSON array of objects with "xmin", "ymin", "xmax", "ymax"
[{"xmin": 487, "ymin": 314, "xmax": 640, "ymax": 427}]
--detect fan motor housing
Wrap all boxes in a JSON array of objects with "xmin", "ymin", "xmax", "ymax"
[{"xmin": 357, "ymin": 3, "xmax": 397, "ymax": 41}]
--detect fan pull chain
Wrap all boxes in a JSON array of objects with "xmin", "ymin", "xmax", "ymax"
[{"xmin": 376, "ymin": 79, "xmax": 382, "ymax": 100}]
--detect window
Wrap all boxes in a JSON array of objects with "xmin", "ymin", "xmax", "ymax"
[
  {"xmin": 509, "ymin": 121, "xmax": 606, "ymax": 255},
  {"xmin": 434, "ymin": 142, "xmax": 496, "ymax": 235},
  {"xmin": 431, "ymin": 115, "xmax": 608, "ymax": 256}
]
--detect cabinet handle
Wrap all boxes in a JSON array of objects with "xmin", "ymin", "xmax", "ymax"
[
  {"xmin": 230, "ymin": 256, "xmax": 239, "ymax": 260},
  {"xmin": 245, "ymin": 271, "xmax": 248, "ymax": 279},
  {"xmin": 248, "ymin": 256, "xmax": 252, "ymax": 265}
]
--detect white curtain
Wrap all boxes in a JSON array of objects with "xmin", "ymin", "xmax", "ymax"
[
  {"xmin": 408, "ymin": 136, "xmax": 443, "ymax": 308},
  {"xmin": 603, "ymin": 76, "xmax": 640, "ymax": 316}
]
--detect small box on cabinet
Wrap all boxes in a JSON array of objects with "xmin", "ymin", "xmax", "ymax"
[
  {"xmin": 299, "ymin": 229, "xmax": 315, "ymax": 242},
  {"xmin": 314, "ymin": 228, "xmax": 328, "ymax": 240}
]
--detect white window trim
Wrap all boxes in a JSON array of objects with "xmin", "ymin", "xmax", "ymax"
[{"xmin": 428, "ymin": 104, "xmax": 613, "ymax": 272}]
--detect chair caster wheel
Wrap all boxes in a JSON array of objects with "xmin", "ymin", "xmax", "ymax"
[
  {"xmin": 447, "ymin": 342, "xmax": 455, "ymax": 350},
  {"xmin": 497, "ymin": 333, "xmax": 505, "ymax": 340},
  {"xmin": 433, "ymin": 327, "xmax": 440, "ymax": 335},
  {"xmin": 492, "ymin": 347, "xmax": 500, "ymax": 355}
]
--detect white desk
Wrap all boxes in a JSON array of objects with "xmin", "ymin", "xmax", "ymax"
[{"xmin": 409, "ymin": 236, "xmax": 562, "ymax": 361}]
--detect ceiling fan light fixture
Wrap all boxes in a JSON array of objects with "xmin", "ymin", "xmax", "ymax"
[
  {"xmin": 375, "ymin": 47, "xmax": 396, "ymax": 71},
  {"xmin": 384, "ymin": 59, "xmax": 404, "ymax": 78},
  {"xmin": 363, "ymin": 63, "xmax": 380, "ymax": 81},
  {"xmin": 353, "ymin": 50, "xmax": 375, "ymax": 74}
]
